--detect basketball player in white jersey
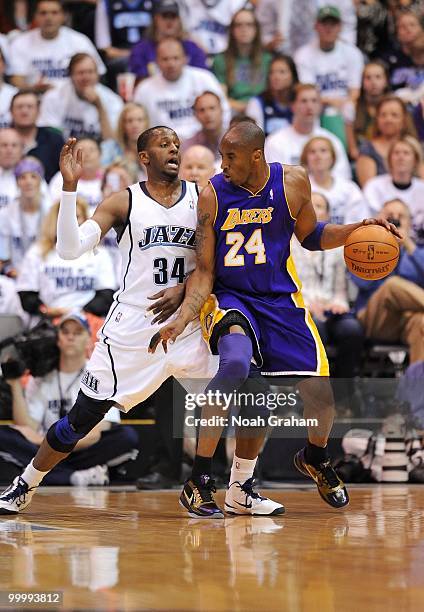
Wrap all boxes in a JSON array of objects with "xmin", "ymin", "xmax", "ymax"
[{"xmin": 0, "ymin": 127, "xmax": 219, "ymax": 516}]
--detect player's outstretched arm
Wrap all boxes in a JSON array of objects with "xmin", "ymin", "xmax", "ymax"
[
  {"xmin": 288, "ymin": 165, "xmax": 402, "ymax": 250},
  {"xmin": 57, "ymin": 138, "xmax": 127, "ymax": 259},
  {"xmin": 148, "ymin": 184, "xmax": 217, "ymax": 353}
]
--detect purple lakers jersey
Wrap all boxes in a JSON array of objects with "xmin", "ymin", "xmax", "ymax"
[{"xmin": 210, "ymin": 162, "xmax": 299, "ymax": 307}]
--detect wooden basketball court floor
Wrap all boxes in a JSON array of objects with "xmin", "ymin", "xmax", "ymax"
[{"xmin": 0, "ymin": 484, "xmax": 423, "ymax": 612}]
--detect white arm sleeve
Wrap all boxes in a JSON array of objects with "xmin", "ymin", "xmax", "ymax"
[{"xmin": 56, "ymin": 191, "xmax": 101, "ymax": 259}]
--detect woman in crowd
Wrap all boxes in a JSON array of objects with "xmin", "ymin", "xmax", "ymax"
[
  {"xmin": 351, "ymin": 60, "xmax": 390, "ymax": 159},
  {"xmin": 0, "ymin": 157, "xmax": 49, "ymax": 278},
  {"xmin": 49, "ymin": 137, "xmax": 104, "ymax": 212},
  {"xmin": 291, "ymin": 192, "xmax": 364, "ymax": 392},
  {"xmin": 101, "ymin": 102, "xmax": 149, "ymax": 180},
  {"xmin": 128, "ymin": 4, "xmax": 207, "ymax": 80},
  {"xmin": 356, "ymin": 95, "xmax": 418, "ymax": 186},
  {"xmin": 245, "ymin": 54, "xmax": 298, "ymax": 136},
  {"xmin": 363, "ymin": 136, "xmax": 424, "ymax": 243},
  {"xmin": 16, "ymin": 198, "xmax": 115, "ymax": 327},
  {"xmin": 212, "ymin": 8, "xmax": 272, "ymax": 114},
  {"xmin": 301, "ymin": 137, "xmax": 367, "ymax": 226}
]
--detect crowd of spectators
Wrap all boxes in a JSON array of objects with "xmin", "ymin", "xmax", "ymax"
[{"xmin": 0, "ymin": 0, "xmax": 424, "ymax": 487}]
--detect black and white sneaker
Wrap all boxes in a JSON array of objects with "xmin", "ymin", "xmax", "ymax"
[
  {"xmin": 0, "ymin": 476, "xmax": 37, "ymax": 515},
  {"xmin": 225, "ymin": 478, "xmax": 285, "ymax": 516}
]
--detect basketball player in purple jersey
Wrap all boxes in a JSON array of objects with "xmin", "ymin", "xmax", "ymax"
[{"xmin": 150, "ymin": 121, "xmax": 400, "ymax": 518}]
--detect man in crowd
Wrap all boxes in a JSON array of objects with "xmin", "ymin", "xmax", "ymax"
[
  {"xmin": 11, "ymin": 91, "xmax": 63, "ymax": 182},
  {"xmin": 133, "ymin": 38, "xmax": 230, "ymax": 141},
  {"xmin": 38, "ymin": 52, "xmax": 123, "ymax": 142},
  {"xmin": 8, "ymin": 0, "xmax": 105, "ymax": 92},
  {"xmin": 265, "ymin": 83, "xmax": 351, "ymax": 178},
  {"xmin": 181, "ymin": 91, "xmax": 227, "ymax": 160},
  {"xmin": 180, "ymin": 145, "xmax": 216, "ymax": 188}
]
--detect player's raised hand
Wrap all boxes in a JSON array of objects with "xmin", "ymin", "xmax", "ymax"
[
  {"xmin": 362, "ymin": 217, "xmax": 403, "ymax": 240},
  {"xmin": 146, "ymin": 285, "xmax": 185, "ymax": 325},
  {"xmin": 148, "ymin": 318, "xmax": 186, "ymax": 354},
  {"xmin": 60, "ymin": 138, "xmax": 83, "ymax": 188}
]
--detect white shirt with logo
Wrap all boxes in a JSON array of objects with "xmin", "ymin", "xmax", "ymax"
[
  {"xmin": 133, "ymin": 66, "xmax": 230, "ymax": 141},
  {"xmin": 16, "ymin": 244, "xmax": 115, "ymax": 310},
  {"xmin": 295, "ymin": 40, "xmax": 363, "ymax": 99},
  {"xmin": 38, "ymin": 79, "xmax": 123, "ymax": 140},
  {"xmin": 8, "ymin": 27, "xmax": 106, "ymax": 87}
]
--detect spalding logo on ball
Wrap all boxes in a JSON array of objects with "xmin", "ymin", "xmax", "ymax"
[{"xmin": 344, "ymin": 225, "xmax": 400, "ymax": 280}]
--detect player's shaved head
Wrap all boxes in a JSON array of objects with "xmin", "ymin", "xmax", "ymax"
[
  {"xmin": 222, "ymin": 120, "xmax": 265, "ymax": 152},
  {"xmin": 137, "ymin": 126, "xmax": 177, "ymax": 152}
]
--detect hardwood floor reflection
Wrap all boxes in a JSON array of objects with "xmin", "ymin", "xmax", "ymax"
[{"xmin": 0, "ymin": 486, "xmax": 423, "ymax": 611}]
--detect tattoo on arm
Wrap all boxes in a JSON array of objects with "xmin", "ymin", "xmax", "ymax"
[
  {"xmin": 186, "ymin": 289, "xmax": 208, "ymax": 318},
  {"xmin": 195, "ymin": 211, "xmax": 211, "ymax": 256}
]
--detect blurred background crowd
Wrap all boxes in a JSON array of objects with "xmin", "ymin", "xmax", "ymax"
[{"xmin": 0, "ymin": 0, "xmax": 423, "ymax": 489}]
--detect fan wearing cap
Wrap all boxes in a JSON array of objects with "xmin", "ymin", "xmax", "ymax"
[
  {"xmin": 129, "ymin": 0, "xmax": 208, "ymax": 81},
  {"xmin": 294, "ymin": 5, "xmax": 363, "ymax": 118},
  {"xmin": 0, "ymin": 311, "xmax": 138, "ymax": 486},
  {"xmin": 0, "ymin": 156, "xmax": 49, "ymax": 278}
]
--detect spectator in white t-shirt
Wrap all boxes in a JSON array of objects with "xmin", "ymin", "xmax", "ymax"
[
  {"xmin": 133, "ymin": 38, "xmax": 230, "ymax": 141},
  {"xmin": 294, "ymin": 6, "xmax": 363, "ymax": 116},
  {"xmin": 38, "ymin": 53, "xmax": 123, "ymax": 142},
  {"xmin": 0, "ymin": 128, "xmax": 24, "ymax": 210},
  {"xmin": 300, "ymin": 136, "xmax": 366, "ymax": 225},
  {"xmin": 8, "ymin": 0, "xmax": 106, "ymax": 92},
  {"xmin": 49, "ymin": 137, "xmax": 103, "ymax": 213},
  {"xmin": 0, "ymin": 157, "xmax": 49, "ymax": 278},
  {"xmin": 17, "ymin": 198, "xmax": 115, "ymax": 322},
  {"xmin": 180, "ymin": 145, "xmax": 216, "ymax": 188},
  {"xmin": 363, "ymin": 136, "xmax": 424, "ymax": 244},
  {"xmin": 264, "ymin": 83, "xmax": 351, "ymax": 178},
  {"xmin": 0, "ymin": 46, "xmax": 17, "ymax": 129}
]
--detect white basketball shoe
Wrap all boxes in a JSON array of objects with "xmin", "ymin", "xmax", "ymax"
[
  {"xmin": 0, "ymin": 476, "xmax": 38, "ymax": 515},
  {"xmin": 225, "ymin": 478, "xmax": 285, "ymax": 516}
]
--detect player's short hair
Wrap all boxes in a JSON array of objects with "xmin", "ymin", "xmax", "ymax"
[
  {"xmin": 224, "ymin": 120, "xmax": 265, "ymax": 152},
  {"xmin": 137, "ymin": 126, "xmax": 177, "ymax": 153}
]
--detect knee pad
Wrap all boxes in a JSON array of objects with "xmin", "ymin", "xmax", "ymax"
[
  {"xmin": 206, "ymin": 334, "xmax": 252, "ymax": 396},
  {"xmin": 46, "ymin": 391, "xmax": 115, "ymax": 453}
]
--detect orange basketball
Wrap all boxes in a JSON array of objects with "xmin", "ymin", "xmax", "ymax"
[{"xmin": 344, "ymin": 225, "xmax": 400, "ymax": 280}]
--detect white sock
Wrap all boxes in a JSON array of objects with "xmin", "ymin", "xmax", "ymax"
[
  {"xmin": 229, "ymin": 454, "xmax": 257, "ymax": 486},
  {"xmin": 21, "ymin": 460, "xmax": 48, "ymax": 488}
]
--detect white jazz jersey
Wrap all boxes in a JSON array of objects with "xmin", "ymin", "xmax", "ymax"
[{"xmin": 82, "ymin": 180, "xmax": 218, "ymax": 410}]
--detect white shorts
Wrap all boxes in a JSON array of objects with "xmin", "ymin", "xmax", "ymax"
[{"xmin": 81, "ymin": 302, "xmax": 218, "ymax": 411}]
